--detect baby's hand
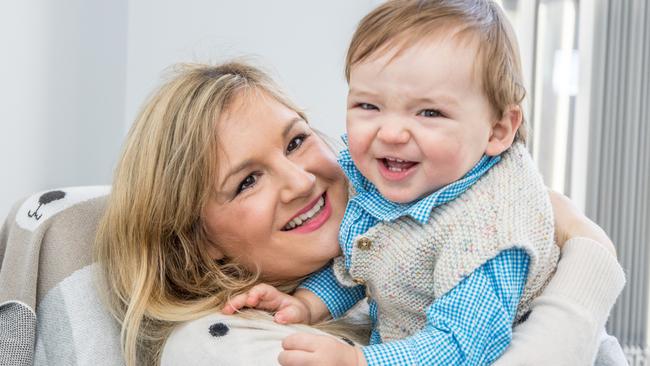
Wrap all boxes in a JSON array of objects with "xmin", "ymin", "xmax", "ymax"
[
  {"xmin": 222, "ymin": 283, "xmax": 311, "ymax": 324},
  {"xmin": 279, "ymin": 333, "xmax": 366, "ymax": 366}
]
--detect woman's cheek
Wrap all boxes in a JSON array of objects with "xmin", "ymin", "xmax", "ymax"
[
  {"xmin": 240, "ymin": 194, "xmax": 275, "ymax": 227},
  {"xmin": 312, "ymin": 140, "xmax": 341, "ymax": 176}
]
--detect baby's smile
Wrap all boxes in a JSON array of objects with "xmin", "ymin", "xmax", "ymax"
[{"xmin": 377, "ymin": 157, "xmax": 419, "ymax": 182}]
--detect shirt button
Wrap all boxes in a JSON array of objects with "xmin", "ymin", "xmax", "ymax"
[
  {"xmin": 356, "ymin": 237, "xmax": 372, "ymax": 250},
  {"xmin": 353, "ymin": 277, "xmax": 366, "ymax": 285}
]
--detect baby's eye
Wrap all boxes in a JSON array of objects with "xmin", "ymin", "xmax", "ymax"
[
  {"xmin": 417, "ymin": 109, "xmax": 443, "ymax": 118},
  {"xmin": 236, "ymin": 174, "xmax": 258, "ymax": 195},
  {"xmin": 287, "ymin": 133, "xmax": 309, "ymax": 153},
  {"xmin": 358, "ymin": 103, "xmax": 379, "ymax": 111}
]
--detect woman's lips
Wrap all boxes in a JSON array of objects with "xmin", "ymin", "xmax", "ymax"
[
  {"xmin": 289, "ymin": 193, "xmax": 323, "ymax": 221},
  {"xmin": 283, "ymin": 192, "xmax": 332, "ymax": 233}
]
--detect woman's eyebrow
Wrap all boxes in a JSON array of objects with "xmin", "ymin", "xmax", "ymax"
[
  {"xmin": 219, "ymin": 117, "xmax": 305, "ymax": 191},
  {"xmin": 282, "ymin": 117, "xmax": 305, "ymax": 138},
  {"xmin": 220, "ymin": 159, "xmax": 254, "ymax": 191}
]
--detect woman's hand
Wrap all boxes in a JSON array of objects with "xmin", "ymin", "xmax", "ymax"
[{"xmin": 549, "ymin": 190, "xmax": 616, "ymax": 256}]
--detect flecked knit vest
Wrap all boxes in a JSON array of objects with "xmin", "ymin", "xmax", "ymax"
[{"xmin": 332, "ymin": 143, "xmax": 559, "ymax": 342}]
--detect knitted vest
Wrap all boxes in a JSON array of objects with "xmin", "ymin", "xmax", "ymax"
[{"xmin": 332, "ymin": 143, "xmax": 559, "ymax": 342}]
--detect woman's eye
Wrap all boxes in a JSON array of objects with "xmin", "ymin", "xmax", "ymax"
[
  {"xmin": 417, "ymin": 109, "xmax": 443, "ymax": 118},
  {"xmin": 358, "ymin": 103, "xmax": 379, "ymax": 111},
  {"xmin": 287, "ymin": 133, "xmax": 309, "ymax": 153},
  {"xmin": 236, "ymin": 174, "xmax": 258, "ymax": 194}
]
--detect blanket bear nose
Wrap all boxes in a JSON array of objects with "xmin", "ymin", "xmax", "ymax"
[{"xmin": 209, "ymin": 322, "xmax": 229, "ymax": 337}]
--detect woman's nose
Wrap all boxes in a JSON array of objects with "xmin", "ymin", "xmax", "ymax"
[
  {"xmin": 279, "ymin": 161, "xmax": 316, "ymax": 203},
  {"xmin": 376, "ymin": 120, "xmax": 410, "ymax": 145}
]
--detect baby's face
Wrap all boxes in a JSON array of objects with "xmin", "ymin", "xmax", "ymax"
[{"xmin": 346, "ymin": 34, "xmax": 499, "ymax": 203}]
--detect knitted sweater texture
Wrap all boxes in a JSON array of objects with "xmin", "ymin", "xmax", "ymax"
[{"xmin": 332, "ymin": 143, "xmax": 560, "ymax": 342}]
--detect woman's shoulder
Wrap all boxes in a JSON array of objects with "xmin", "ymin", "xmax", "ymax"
[{"xmin": 161, "ymin": 311, "xmax": 330, "ymax": 366}]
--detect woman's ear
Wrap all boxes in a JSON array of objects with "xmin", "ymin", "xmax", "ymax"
[
  {"xmin": 486, "ymin": 105, "xmax": 522, "ymax": 156},
  {"xmin": 204, "ymin": 237, "xmax": 225, "ymax": 260}
]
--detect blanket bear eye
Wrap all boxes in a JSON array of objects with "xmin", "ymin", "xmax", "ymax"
[{"xmin": 208, "ymin": 322, "xmax": 229, "ymax": 337}]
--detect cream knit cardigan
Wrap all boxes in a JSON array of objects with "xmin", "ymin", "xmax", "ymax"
[{"xmin": 332, "ymin": 143, "xmax": 560, "ymax": 342}]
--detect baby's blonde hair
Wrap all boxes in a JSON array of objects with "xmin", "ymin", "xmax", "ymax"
[
  {"xmin": 95, "ymin": 61, "xmax": 310, "ymax": 365},
  {"xmin": 346, "ymin": 0, "xmax": 527, "ymax": 142}
]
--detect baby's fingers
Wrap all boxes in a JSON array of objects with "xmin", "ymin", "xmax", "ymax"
[
  {"xmin": 282, "ymin": 333, "xmax": 323, "ymax": 352},
  {"xmin": 278, "ymin": 350, "xmax": 312, "ymax": 366},
  {"xmin": 274, "ymin": 305, "xmax": 305, "ymax": 324},
  {"xmin": 246, "ymin": 283, "xmax": 285, "ymax": 310},
  {"xmin": 222, "ymin": 293, "xmax": 249, "ymax": 314}
]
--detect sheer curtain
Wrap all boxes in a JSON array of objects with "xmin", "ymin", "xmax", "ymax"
[{"xmin": 499, "ymin": 0, "xmax": 650, "ymax": 363}]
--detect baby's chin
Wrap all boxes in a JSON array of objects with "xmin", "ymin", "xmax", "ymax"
[{"xmin": 376, "ymin": 184, "xmax": 433, "ymax": 204}]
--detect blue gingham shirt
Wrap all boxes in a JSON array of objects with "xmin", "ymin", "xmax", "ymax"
[{"xmin": 300, "ymin": 141, "xmax": 531, "ymax": 365}]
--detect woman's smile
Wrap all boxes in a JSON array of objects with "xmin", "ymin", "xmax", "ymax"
[{"xmin": 282, "ymin": 191, "xmax": 331, "ymax": 232}]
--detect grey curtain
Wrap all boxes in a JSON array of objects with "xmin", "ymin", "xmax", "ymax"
[{"xmin": 585, "ymin": 0, "xmax": 650, "ymax": 363}]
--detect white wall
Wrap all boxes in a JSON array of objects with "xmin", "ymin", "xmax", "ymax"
[
  {"xmin": 125, "ymin": 0, "xmax": 382, "ymax": 138},
  {"xmin": 1, "ymin": 1, "xmax": 383, "ymax": 221},
  {"xmin": 0, "ymin": 1, "xmax": 128, "ymax": 221}
]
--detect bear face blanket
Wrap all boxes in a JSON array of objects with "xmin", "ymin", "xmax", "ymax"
[{"xmin": 0, "ymin": 186, "xmax": 123, "ymax": 366}]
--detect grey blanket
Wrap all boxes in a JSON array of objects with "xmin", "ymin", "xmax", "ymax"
[{"xmin": 0, "ymin": 186, "xmax": 123, "ymax": 366}]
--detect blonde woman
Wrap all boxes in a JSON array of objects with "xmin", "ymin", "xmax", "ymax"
[{"xmin": 95, "ymin": 62, "xmax": 625, "ymax": 366}]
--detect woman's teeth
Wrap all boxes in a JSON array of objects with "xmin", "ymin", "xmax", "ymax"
[{"xmin": 284, "ymin": 196, "xmax": 325, "ymax": 230}]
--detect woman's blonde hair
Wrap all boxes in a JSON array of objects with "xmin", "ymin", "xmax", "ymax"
[
  {"xmin": 345, "ymin": 0, "xmax": 527, "ymax": 142},
  {"xmin": 95, "ymin": 62, "xmax": 311, "ymax": 365}
]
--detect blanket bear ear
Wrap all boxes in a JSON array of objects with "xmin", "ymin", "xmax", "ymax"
[{"xmin": 16, "ymin": 186, "xmax": 111, "ymax": 231}]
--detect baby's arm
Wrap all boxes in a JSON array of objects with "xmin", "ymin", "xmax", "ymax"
[
  {"xmin": 224, "ymin": 263, "xmax": 366, "ymax": 324},
  {"xmin": 298, "ymin": 262, "xmax": 366, "ymax": 319}
]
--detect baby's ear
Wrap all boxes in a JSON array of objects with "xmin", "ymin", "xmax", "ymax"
[{"xmin": 486, "ymin": 105, "xmax": 522, "ymax": 156}]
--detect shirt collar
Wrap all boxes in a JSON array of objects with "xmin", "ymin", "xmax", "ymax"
[{"xmin": 337, "ymin": 134, "xmax": 501, "ymax": 224}]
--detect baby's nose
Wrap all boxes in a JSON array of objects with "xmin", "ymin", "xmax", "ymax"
[{"xmin": 376, "ymin": 121, "xmax": 410, "ymax": 144}]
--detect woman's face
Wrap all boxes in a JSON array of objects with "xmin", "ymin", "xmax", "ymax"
[{"xmin": 203, "ymin": 91, "xmax": 348, "ymax": 281}]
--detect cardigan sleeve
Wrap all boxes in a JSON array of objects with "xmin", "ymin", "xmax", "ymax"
[
  {"xmin": 493, "ymin": 237, "xmax": 626, "ymax": 366},
  {"xmin": 362, "ymin": 248, "xmax": 529, "ymax": 365}
]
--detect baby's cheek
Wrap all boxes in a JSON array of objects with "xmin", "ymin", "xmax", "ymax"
[
  {"xmin": 347, "ymin": 138, "xmax": 373, "ymax": 176},
  {"xmin": 347, "ymin": 120, "xmax": 374, "ymax": 153},
  {"xmin": 347, "ymin": 133, "xmax": 365, "ymax": 156},
  {"xmin": 423, "ymin": 136, "xmax": 465, "ymax": 166}
]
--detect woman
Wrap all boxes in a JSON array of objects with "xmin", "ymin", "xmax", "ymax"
[{"xmin": 95, "ymin": 62, "xmax": 625, "ymax": 365}]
